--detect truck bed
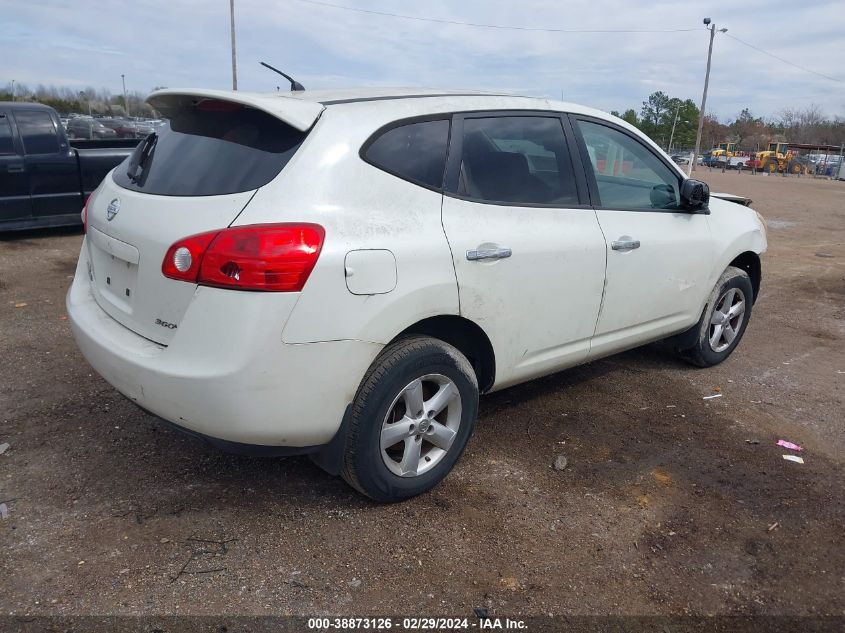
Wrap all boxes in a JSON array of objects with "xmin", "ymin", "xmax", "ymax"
[{"xmin": 0, "ymin": 101, "xmax": 140, "ymax": 232}]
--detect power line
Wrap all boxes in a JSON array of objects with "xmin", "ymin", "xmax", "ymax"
[
  {"xmin": 292, "ymin": 0, "xmax": 699, "ymax": 33},
  {"xmin": 293, "ymin": 1, "xmax": 844, "ymax": 87},
  {"xmin": 724, "ymin": 33, "xmax": 843, "ymax": 84}
]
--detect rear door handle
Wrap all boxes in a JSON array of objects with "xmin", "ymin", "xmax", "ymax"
[
  {"xmin": 6, "ymin": 164, "xmax": 25, "ymax": 173},
  {"xmin": 611, "ymin": 239, "xmax": 640, "ymax": 251},
  {"xmin": 466, "ymin": 247, "xmax": 512, "ymax": 261}
]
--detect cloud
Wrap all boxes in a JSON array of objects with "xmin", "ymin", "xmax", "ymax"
[{"xmin": 3, "ymin": 0, "xmax": 844, "ymax": 118}]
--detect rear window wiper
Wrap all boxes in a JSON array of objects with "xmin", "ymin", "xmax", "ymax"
[{"xmin": 126, "ymin": 132, "xmax": 158, "ymax": 184}]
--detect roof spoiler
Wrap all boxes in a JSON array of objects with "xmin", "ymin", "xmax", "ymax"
[{"xmin": 146, "ymin": 89, "xmax": 323, "ymax": 132}]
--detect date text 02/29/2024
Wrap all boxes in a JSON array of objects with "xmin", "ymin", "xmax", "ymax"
[{"xmin": 306, "ymin": 616, "xmax": 528, "ymax": 630}]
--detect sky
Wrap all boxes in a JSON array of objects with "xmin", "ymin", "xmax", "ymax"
[{"xmin": 3, "ymin": 0, "xmax": 845, "ymax": 120}]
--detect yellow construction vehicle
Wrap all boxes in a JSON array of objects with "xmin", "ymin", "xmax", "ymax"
[
  {"xmin": 750, "ymin": 142, "xmax": 805, "ymax": 174},
  {"xmin": 711, "ymin": 142, "xmax": 738, "ymax": 158},
  {"xmin": 703, "ymin": 142, "xmax": 738, "ymax": 167}
]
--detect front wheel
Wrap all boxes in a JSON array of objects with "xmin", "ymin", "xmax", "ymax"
[
  {"xmin": 341, "ymin": 336, "xmax": 479, "ymax": 502},
  {"xmin": 678, "ymin": 266, "xmax": 754, "ymax": 367}
]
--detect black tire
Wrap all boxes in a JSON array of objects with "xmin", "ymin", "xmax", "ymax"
[
  {"xmin": 678, "ymin": 266, "xmax": 754, "ymax": 367},
  {"xmin": 341, "ymin": 336, "xmax": 479, "ymax": 502}
]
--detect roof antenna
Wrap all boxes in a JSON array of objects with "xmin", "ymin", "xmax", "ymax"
[{"xmin": 260, "ymin": 62, "xmax": 305, "ymax": 91}]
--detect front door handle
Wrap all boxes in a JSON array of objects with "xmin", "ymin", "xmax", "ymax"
[
  {"xmin": 611, "ymin": 239, "xmax": 640, "ymax": 251},
  {"xmin": 466, "ymin": 247, "xmax": 512, "ymax": 261},
  {"xmin": 6, "ymin": 164, "xmax": 25, "ymax": 173}
]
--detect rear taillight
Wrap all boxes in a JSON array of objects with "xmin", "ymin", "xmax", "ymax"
[
  {"xmin": 81, "ymin": 194, "xmax": 91, "ymax": 233},
  {"xmin": 162, "ymin": 223, "xmax": 325, "ymax": 292},
  {"xmin": 161, "ymin": 231, "xmax": 218, "ymax": 282}
]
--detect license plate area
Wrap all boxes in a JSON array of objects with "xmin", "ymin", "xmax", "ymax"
[
  {"xmin": 93, "ymin": 251, "xmax": 138, "ymax": 311},
  {"xmin": 88, "ymin": 227, "xmax": 140, "ymax": 314}
]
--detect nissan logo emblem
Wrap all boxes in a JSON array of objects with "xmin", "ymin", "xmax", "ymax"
[{"xmin": 106, "ymin": 198, "xmax": 120, "ymax": 221}]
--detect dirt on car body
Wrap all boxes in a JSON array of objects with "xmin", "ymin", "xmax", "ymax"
[{"xmin": 1, "ymin": 172, "xmax": 843, "ymax": 616}]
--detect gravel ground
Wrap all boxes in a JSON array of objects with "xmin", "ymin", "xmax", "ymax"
[{"xmin": 1, "ymin": 171, "xmax": 843, "ymax": 617}]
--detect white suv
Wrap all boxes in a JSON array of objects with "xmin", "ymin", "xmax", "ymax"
[{"xmin": 68, "ymin": 88, "xmax": 767, "ymax": 502}]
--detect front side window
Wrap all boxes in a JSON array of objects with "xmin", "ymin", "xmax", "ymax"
[
  {"xmin": 0, "ymin": 115, "xmax": 14, "ymax": 155},
  {"xmin": 577, "ymin": 120, "xmax": 681, "ymax": 210},
  {"xmin": 14, "ymin": 110, "xmax": 60, "ymax": 155},
  {"xmin": 364, "ymin": 119, "xmax": 450, "ymax": 190},
  {"xmin": 457, "ymin": 116, "xmax": 578, "ymax": 206}
]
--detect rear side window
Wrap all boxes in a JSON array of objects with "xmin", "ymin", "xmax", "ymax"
[
  {"xmin": 457, "ymin": 116, "xmax": 578, "ymax": 206},
  {"xmin": 364, "ymin": 119, "xmax": 450, "ymax": 190},
  {"xmin": 0, "ymin": 115, "xmax": 14, "ymax": 155},
  {"xmin": 15, "ymin": 110, "xmax": 60, "ymax": 155},
  {"xmin": 113, "ymin": 104, "xmax": 306, "ymax": 196}
]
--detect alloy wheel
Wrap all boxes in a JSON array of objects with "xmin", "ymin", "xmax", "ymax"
[
  {"xmin": 380, "ymin": 374, "xmax": 462, "ymax": 477},
  {"xmin": 709, "ymin": 287, "xmax": 746, "ymax": 353}
]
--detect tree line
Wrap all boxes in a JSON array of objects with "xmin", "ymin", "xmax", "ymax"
[
  {"xmin": 4, "ymin": 82, "xmax": 844, "ymax": 149},
  {"xmin": 1, "ymin": 81, "xmax": 159, "ymax": 118},
  {"xmin": 612, "ymin": 91, "xmax": 845, "ymax": 152}
]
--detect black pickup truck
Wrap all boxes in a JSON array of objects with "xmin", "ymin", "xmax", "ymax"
[{"xmin": 0, "ymin": 102, "xmax": 140, "ymax": 231}]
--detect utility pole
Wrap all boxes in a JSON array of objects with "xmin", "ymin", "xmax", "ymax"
[
  {"xmin": 668, "ymin": 102, "xmax": 681, "ymax": 153},
  {"xmin": 229, "ymin": 0, "xmax": 238, "ymax": 90},
  {"xmin": 121, "ymin": 74, "xmax": 130, "ymax": 118},
  {"xmin": 690, "ymin": 18, "xmax": 727, "ymax": 175},
  {"xmin": 10, "ymin": 79, "xmax": 14, "ymax": 102},
  {"xmin": 80, "ymin": 91, "xmax": 91, "ymax": 117}
]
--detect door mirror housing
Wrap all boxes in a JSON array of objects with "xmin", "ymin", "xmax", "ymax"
[{"xmin": 680, "ymin": 179, "xmax": 710, "ymax": 213}]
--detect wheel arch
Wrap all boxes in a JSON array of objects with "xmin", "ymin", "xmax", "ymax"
[
  {"xmin": 729, "ymin": 251, "xmax": 761, "ymax": 303},
  {"xmin": 391, "ymin": 315, "xmax": 496, "ymax": 393}
]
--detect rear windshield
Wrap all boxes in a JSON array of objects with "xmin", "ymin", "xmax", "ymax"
[{"xmin": 112, "ymin": 104, "xmax": 306, "ymax": 196}]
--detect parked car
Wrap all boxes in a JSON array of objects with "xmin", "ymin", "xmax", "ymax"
[
  {"xmin": 702, "ymin": 153, "xmax": 748, "ymax": 169},
  {"xmin": 671, "ymin": 154, "xmax": 689, "ymax": 165},
  {"xmin": 99, "ymin": 118, "xmax": 139, "ymax": 138},
  {"xmin": 133, "ymin": 120, "xmax": 156, "ymax": 137},
  {"xmin": 67, "ymin": 88, "xmax": 767, "ymax": 502},
  {"xmin": 66, "ymin": 117, "xmax": 118, "ymax": 140},
  {"xmin": 0, "ymin": 102, "xmax": 139, "ymax": 230},
  {"xmin": 807, "ymin": 153, "xmax": 843, "ymax": 176},
  {"xmin": 141, "ymin": 119, "xmax": 167, "ymax": 130}
]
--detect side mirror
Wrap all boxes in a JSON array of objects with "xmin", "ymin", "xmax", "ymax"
[{"xmin": 680, "ymin": 178, "xmax": 710, "ymax": 213}]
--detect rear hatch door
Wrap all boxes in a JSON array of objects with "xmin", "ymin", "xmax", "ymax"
[{"xmin": 85, "ymin": 90, "xmax": 322, "ymax": 344}]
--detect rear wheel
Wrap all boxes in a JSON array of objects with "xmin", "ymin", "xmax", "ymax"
[
  {"xmin": 788, "ymin": 161, "xmax": 802, "ymax": 174},
  {"xmin": 341, "ymin": 336, "xmax": 479, "ymax": 502},
  {"xmin": 677, "ymin": 266, "xmax": 754, "ymax": 367}
]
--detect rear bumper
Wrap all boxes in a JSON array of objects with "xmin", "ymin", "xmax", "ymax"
[{"xmin": 66, "ymin": 255, "xmax": 382, "ymax": 447}]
